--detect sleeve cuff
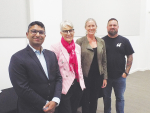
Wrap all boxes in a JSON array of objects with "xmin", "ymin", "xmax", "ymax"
[{"xmin": 52, "ymin": 97, "xmax": 60, "ymax": 106}]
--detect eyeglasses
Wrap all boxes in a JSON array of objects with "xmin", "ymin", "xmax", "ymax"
[
  {"xmin": 30, "ymin": 29, "xmax": 45, "ymax": 35},
  {"xmin": 62, "ymin": 29, "xmax": 74, "ymax": 34}
]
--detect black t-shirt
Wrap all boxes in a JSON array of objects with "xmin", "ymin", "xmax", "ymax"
[{"xmin": 102, "ymin": 35, "xmax": 134, "ymax": 78}]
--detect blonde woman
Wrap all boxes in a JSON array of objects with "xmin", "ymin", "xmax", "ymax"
[{"xmin": 76, "ymin": 18, "xmax": 108, "ymax": 113}]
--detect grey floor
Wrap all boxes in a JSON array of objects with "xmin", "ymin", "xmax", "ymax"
[{"xmin": 77, "ymin": 70, "xmax": 150, "ymax": 113}]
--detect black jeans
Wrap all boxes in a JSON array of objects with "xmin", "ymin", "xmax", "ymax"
[{"xmin": 81, "ymin": 74, "xmax": 103, "ymax": 113}]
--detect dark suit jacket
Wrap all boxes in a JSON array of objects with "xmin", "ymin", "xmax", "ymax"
[{"xmin": 9, "ymin": 45, "xmax": 62, "ymax": 113}]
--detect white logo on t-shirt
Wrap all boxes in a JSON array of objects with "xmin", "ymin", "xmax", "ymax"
[{"xmin": 116, "ymin": 43, "xmax": 122, "ymax": 47}]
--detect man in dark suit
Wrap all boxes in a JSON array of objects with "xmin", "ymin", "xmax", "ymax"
[{"xmin": 9, "ymin": 21, "xmax": 62, "ymax": 113}]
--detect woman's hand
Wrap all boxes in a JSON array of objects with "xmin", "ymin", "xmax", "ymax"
[{"xmin": 101, "ymin": 79, "xmax": 107, "ymax": 88}]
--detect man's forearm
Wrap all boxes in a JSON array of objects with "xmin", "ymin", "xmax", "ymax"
[{"xmin": 125, "ymin": 54, "xmax": 133, "ymax": 74}]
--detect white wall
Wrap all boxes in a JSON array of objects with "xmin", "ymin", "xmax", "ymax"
[
  {"xmin": 0, "ymin": 0, "xmax": 30, "ymax": 90},
  {"xmin": 0, "ymin": 38, "xmax": 27, "ymax": 90},
  {"xmin": 0, "ymin": 0, "xmax": 30, "ymax": 37},
  {"xmin": 62, "ymin": 0, "xmax": 141, "ymax": 36},
  {"xmin": 30, "ymin": 0, "xmax": 62, "ymax": 48},
  {"xmin": 0, "ymin": 0, "xmax": 150, "ymax": 90},
  {"xmin": 137, "ymin": 0, "xmax": 150, "ymax": 71}
]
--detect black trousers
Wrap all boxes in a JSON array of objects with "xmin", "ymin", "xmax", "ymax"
[
  {"xmin": 56, "ymin": 79, "xmax": 83, "ymax": 113},
  {"xmin": 81, "ymin": 75, "xmax": 103, "ymax": 113}
]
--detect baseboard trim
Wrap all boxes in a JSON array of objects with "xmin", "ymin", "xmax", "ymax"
[{"xmin": 130, "ymin": 68, "xmax": 150, "ymax": 74}]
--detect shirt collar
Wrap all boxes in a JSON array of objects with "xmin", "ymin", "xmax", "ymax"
[{"xmin": 29, "ymin": 44, "xmax": 45, "ymax": 53}]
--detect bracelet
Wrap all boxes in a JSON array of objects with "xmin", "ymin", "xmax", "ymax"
[{"xmin": 124, "ymin": 72, "xmax": 129, "ymax": 76}]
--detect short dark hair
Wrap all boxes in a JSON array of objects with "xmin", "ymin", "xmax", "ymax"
[
  {"xmin": 108, "ymin": 18, "xmax": 118, "ymax": 24},
  {"xmin": 27, "ymin": 21, "xmax": 45, "ymax": 32}
]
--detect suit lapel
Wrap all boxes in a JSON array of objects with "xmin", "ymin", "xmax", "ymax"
[
  {"xmin": 60, "ymin": 43, "xmax": 69, "ymax": 63},
  {"xmin": 75, "ymin": 46, "xmax": 80, "ymax": 73},
  {"xmin": 26, "ymin": 45, "xmax": 48, "ymax": 80},
  {"xmin": 86, "ymin": 44, "xmax": 93, "ymax": 51},
  {"xmin": 83, "ymin": 36, "xmax": 93, "ymax": 51},
  {"xmin": 96, "ymin": 37, "xmax": 103, "ymax": 69},
  {"xmin": 96, "ymin": 37, "xmax": 103, "ymax": 57},
  {"xmin": 75, "ymin": 47, "xmax": 79, "ymax": 54}
]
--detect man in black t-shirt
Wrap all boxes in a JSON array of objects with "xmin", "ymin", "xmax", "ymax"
[{"xmin": 102, "ymin": 18, "xmax": 134, "ymax": 113}]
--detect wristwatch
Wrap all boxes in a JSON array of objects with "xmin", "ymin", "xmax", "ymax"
[{"xmin": 124, "ymin": 72, "xmax": 129, "ymax": 76}]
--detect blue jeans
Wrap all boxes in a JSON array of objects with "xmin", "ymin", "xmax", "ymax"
[{"xmin": 104, "ymin": 76, "xmax": 126, "ymax": 113}]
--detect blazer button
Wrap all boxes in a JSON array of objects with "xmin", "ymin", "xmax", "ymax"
[
  {"xmin": 47, "ymin": 96, "xmax": 49, "ymax": 98},
  {"xmin": 49, "ymin": 83, "xmax": 50, "ymax": 86},
  {"xmin": 62, "ymin": 61, "xmax": 64, "ymax": 64},
  {"xmin": 64, "ymin": 68, "xmax": 66, "ymax": 70},
  {"xmin": 66, "ymin": 75, "xmax": 68, "ymax": 77}
]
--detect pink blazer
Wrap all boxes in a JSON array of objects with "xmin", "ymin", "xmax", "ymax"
[{"xmin": 50, "ymin": 42, "xmax": 85, "ymax": 94}]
